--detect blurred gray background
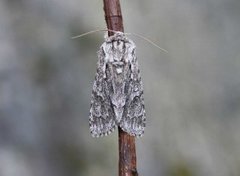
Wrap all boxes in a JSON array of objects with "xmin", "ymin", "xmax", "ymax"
[{"xmin": 0, "ymin": 0, "xmax": 240, "ymax": 176}]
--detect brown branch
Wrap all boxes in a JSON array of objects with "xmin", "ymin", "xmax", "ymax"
[
  {"xmin": 103, "ymin": 0, "xmax": 124, "ymax": 35},
  {"xmin": 118, "ymin": 128, "xmax": 138, "ymax": 176},
  {"xmin": 103, "ymin": 0, "xmax": 138, "ymax": 176}
]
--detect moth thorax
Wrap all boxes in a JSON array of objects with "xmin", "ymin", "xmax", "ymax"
[
  {"xmin": 113, "ymin": 61, "xmax": 124, "ymax": 74},
  {"xmin": 113, "ymin": 40, "xmax": 124, "ymax": 51}
]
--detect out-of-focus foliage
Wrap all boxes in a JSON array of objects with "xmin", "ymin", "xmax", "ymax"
[{"xmin": 0, "ymin": 0, "xmax": 240, "ymax": 176}]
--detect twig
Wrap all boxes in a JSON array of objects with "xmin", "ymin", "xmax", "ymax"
[{"xmin": 102, "ymin": 0, "xmax": 138, "ymax": 175}]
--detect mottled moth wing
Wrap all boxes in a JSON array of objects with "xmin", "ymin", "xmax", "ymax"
[
  {"xmin": 119, "ymin": 40, "xmax": 146, "ymax": 137},
  {"xmin": 89, "ymin": 45, "xmax": 116, "ymax": 137},
  {"xmin": 89, "ymin": 32, "xmax": 146, "ymax": 137}
]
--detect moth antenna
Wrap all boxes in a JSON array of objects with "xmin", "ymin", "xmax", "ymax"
[
  {"xmin": 71, "ymin": 29, "xmax": 104, "ymax": 39},
  {"xmin": 71, "ymin": 29, "xmax": 120, "ymax": 39},
  {"xmin": 72, "ymin": 29, "xmax": 168, "ymax": 53},
  {"xmin": 129, "ymin": 33, "xmax": 168, "ymax": 53}
]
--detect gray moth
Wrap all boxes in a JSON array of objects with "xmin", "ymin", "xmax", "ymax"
[{"xmin": 89, "ymin": 32, "xmax": 146, "ymax": 137}]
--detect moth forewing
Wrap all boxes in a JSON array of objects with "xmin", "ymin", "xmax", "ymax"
[{"xmin": 89, "ymin": 32, "xmax": 146, "ymax": 137}]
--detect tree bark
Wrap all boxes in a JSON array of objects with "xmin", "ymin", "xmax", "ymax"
[{"xmin": 103, "ymin": 0, "xmax": 138, "ymax": 176}]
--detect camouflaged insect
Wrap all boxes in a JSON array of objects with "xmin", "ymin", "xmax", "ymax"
[{"xmin": 89, "ymin": 32, "xmax": 146, "ymax": 137}]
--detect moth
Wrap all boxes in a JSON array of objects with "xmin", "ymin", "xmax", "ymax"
[{"xmin": 89, "ymin": 32, "xmax": 146, "ymax": 137}]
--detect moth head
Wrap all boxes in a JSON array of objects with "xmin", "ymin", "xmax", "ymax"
[{"xmin": 105, "ymin": 31, "xmax": 127, "ymax": 42}]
